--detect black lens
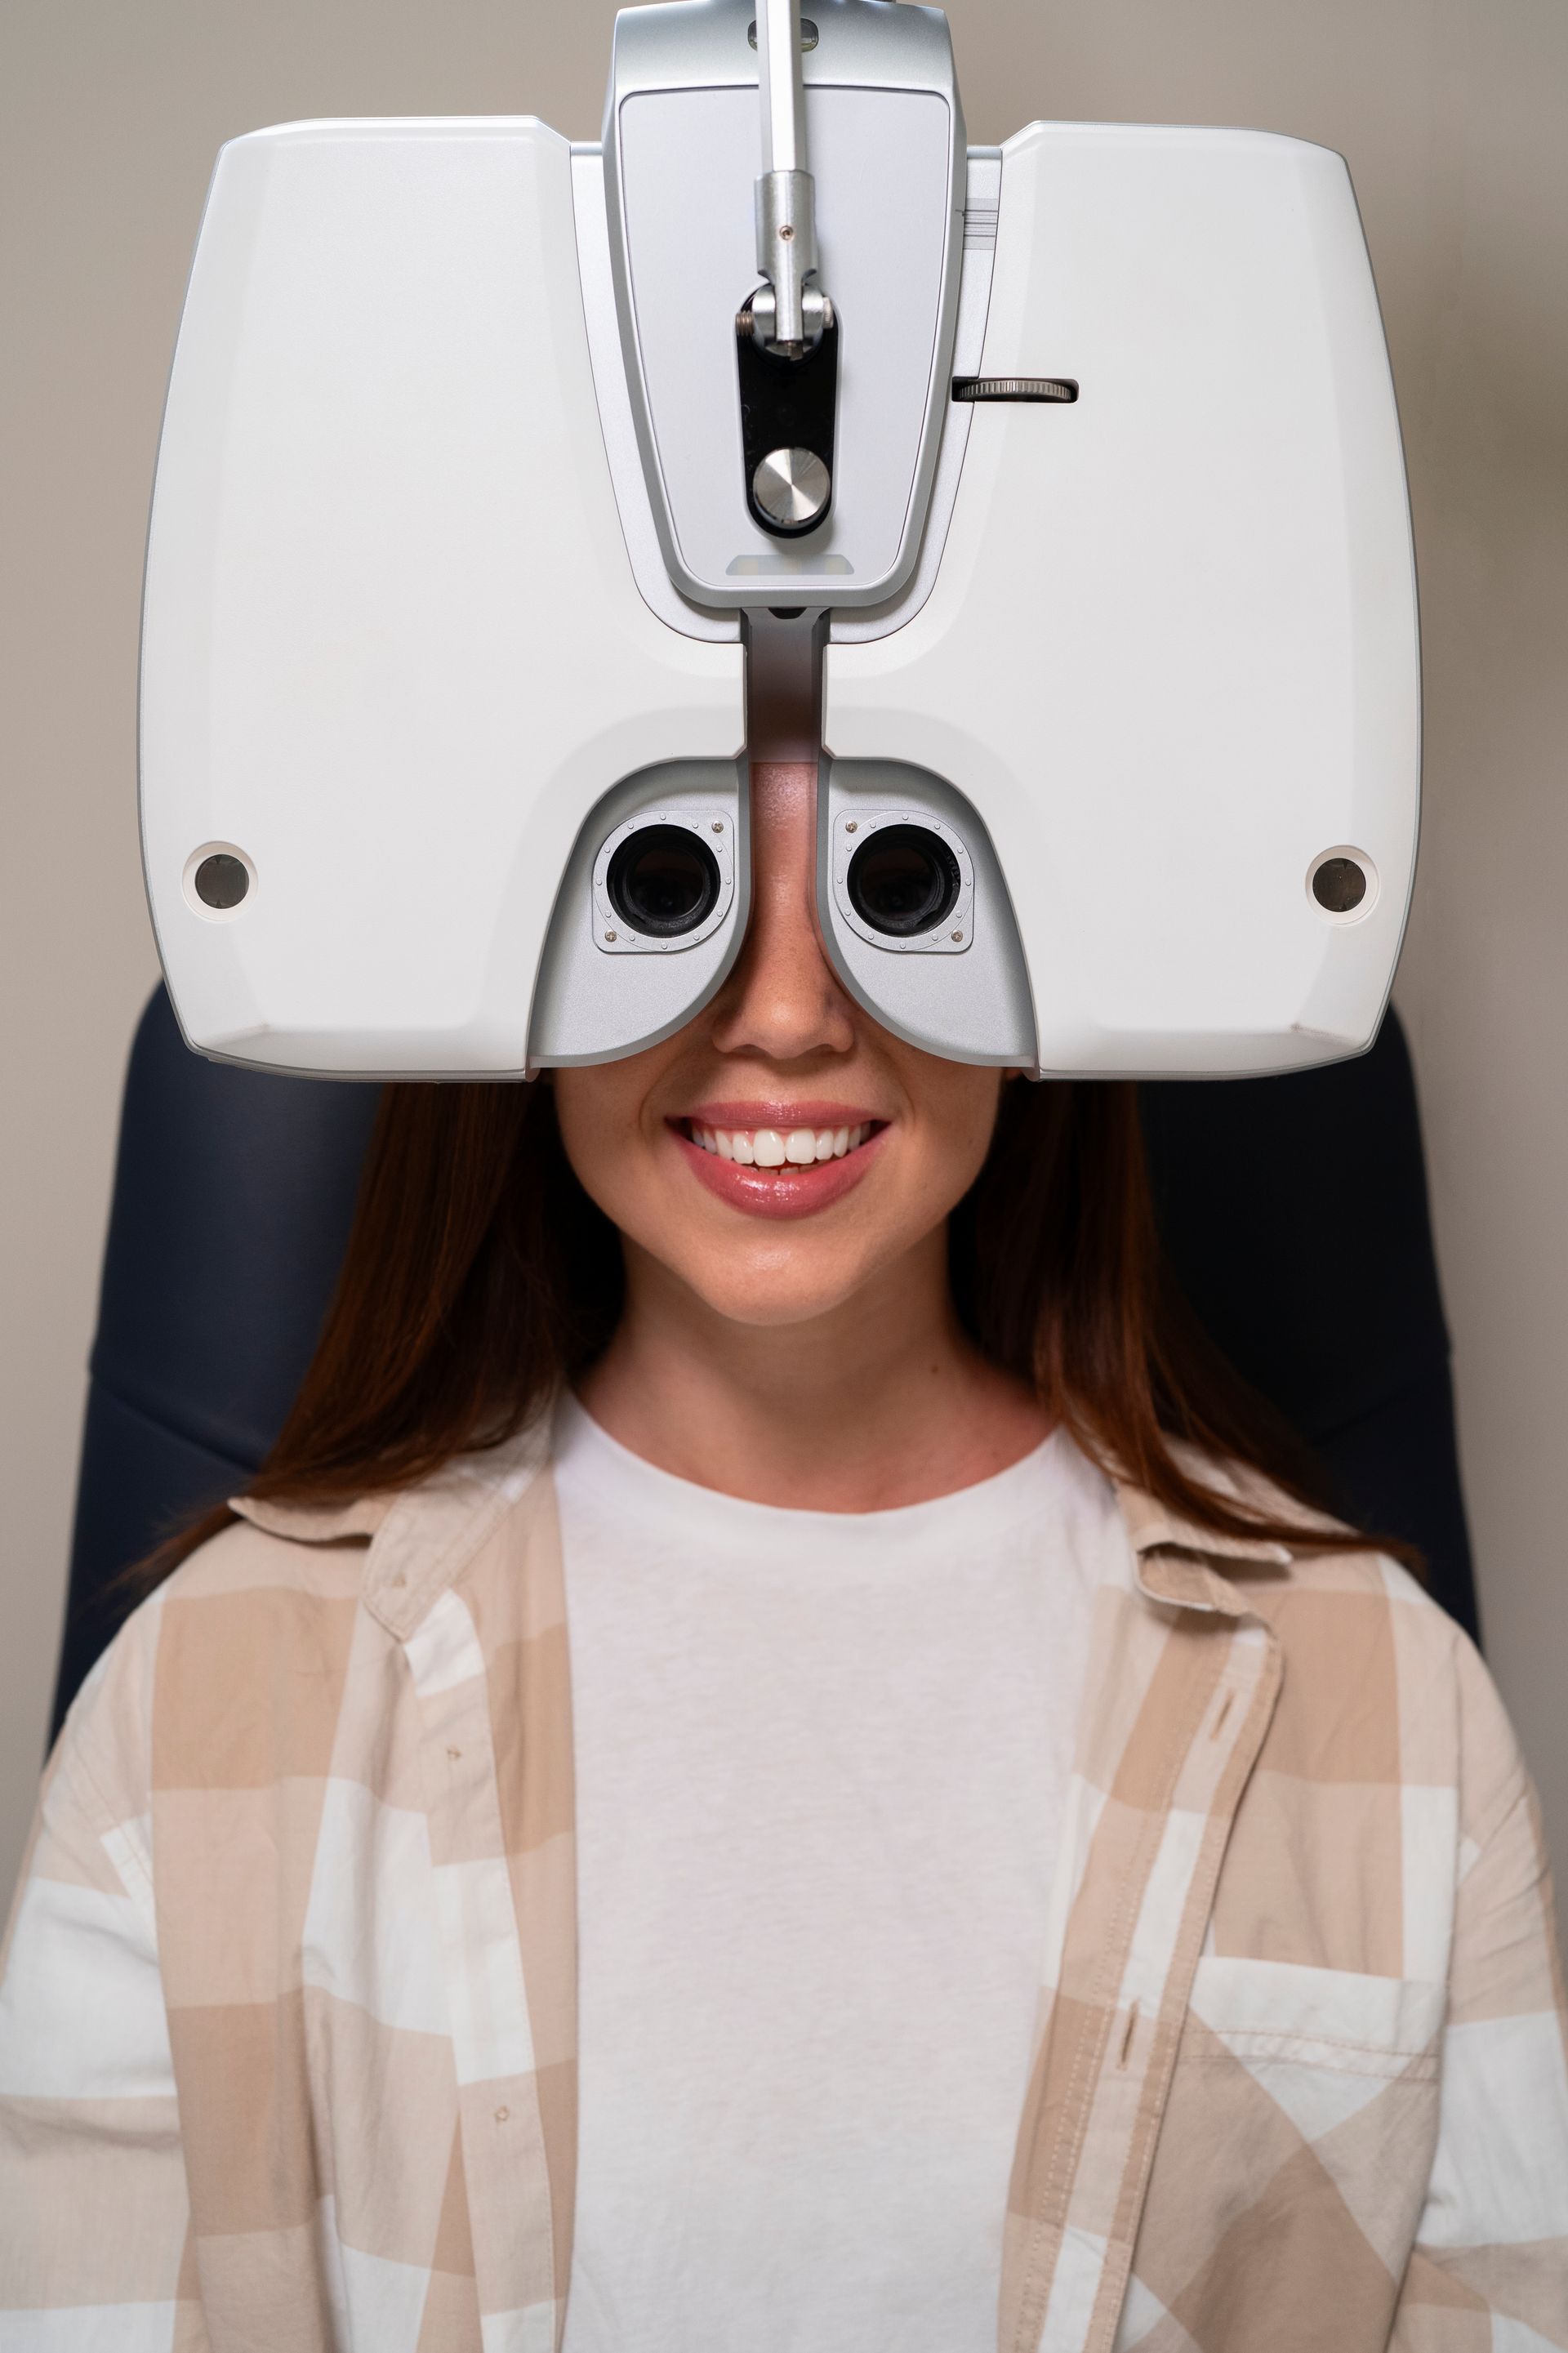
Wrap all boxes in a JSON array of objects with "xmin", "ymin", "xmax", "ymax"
[
  {"xmin": 846, "ymin": 824, "xmax": 960, "ymax": 938},
  {"xmin": 607, "ymin": 823, "xmax": 720, "ymax": 939}
]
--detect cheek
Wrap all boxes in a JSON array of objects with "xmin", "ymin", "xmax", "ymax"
[
  {"xmin": 908, "ymin": 1068, "xmax": 1007, "ymax": 1206},
  {"xmin": 550, "ymin": 1065, "xmax": 657, "ymax": 1237}
]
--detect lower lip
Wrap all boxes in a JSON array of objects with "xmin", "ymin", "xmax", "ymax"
[{"xmin": 670, "ymin": 1124, "xmax": 888, "ymax": 1221}]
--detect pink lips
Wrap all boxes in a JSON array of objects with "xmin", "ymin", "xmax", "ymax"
[{"xmin": 669, "ymin": 1103, "xmax": 889, "ymax": 1222}]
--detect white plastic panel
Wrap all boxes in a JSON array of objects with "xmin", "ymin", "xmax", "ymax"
[
  {"xmin": 824, "ymin": 123, "xmax": 1420, "ymax": 1076},
  {"xmin": 141, "ymin": 117, "xmax": 744, "ymax": 1076}
]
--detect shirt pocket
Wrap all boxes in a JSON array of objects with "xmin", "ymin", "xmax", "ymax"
[
  {"xmin": 1188, "ymin": 1954, "xmax": 1448, "ymax": 2085},
  {"xmin": 1182, "ymin": 1957, "xmax": 1446, "ymax": 2249},
  {"xmin": 1120, "ymin": 1962, "xmax": 1448, "ymax": 2352}
]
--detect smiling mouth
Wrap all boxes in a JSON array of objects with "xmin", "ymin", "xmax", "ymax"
[{"xmin": 681, "ymin": 1120, "xmax": 882, "ymax": 1166}]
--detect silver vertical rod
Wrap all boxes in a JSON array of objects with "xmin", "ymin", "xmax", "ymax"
[
  {"xmin": 758, "ymin": 0, "xmax": 804, "ymax": 174},
  {"xmin": 754, "ymin": 0, "xmax": 817, "ymax": 352}
]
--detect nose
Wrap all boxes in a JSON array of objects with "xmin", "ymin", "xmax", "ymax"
[{"xmin": 707, "ymin": 763, "xmax": 858, "ymax": 1063}]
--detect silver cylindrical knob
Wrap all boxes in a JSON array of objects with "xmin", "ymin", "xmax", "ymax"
[{"xmin": 752, "ymin": 445, "xmax": 830, "ymax": 528}]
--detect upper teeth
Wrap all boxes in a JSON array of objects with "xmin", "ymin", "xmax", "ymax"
[{"xmin": 690, "ymin": 1123, "xmax": 871, "ymax": 1166}]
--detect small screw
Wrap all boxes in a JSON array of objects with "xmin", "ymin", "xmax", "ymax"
[
  {"xmin": 951, "ymin": 929, "xmax": 964, "ymax": 942},
  {"xmin": 604, "ymin": 929, "xmax": 617, "ymax": 942},
  {"xmin": 711, "ymin": 821, "xmax": 724, "ymax": 833},
  {"xmin": 845, "ymin": 820, "xmax": 858, "ymax": 834},
  {"xmin": 780, "ymin": 223, "xmax": 795, "ymax": 242}
]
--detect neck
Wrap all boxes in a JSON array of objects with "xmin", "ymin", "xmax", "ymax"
[{"xmin": 576, "ymin": 1226, "xmax": 1050, "ymax": 1511}]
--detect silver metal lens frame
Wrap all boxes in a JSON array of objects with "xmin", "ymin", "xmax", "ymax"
[
  {"xmin": 593, "ymin": 809, "xmax": 737, "ymax": 955},
  {"xmin": 831, "ymin": 808, "xmax": 975, "ymax": 954}
]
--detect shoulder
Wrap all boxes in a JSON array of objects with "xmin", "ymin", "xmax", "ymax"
[
  {"xmin": 45, "ymin": 1508, "xmax": 377, "ymax": 1846},
  {"xmin": 58, "ymin": 1423, "xmax": 558, "ymax": 1816},
  {"xmin": 1214, "ymin": 1488, "xmax": 1525, "ymax": 1838},
  {"xmin": 1139, "ymin": 1446, "xmax": 1496, "ymax": 1783},
  {"xmin": 1158, "ymin": 1442, "xmax": 1458, "ymax": 1635},
  {"xmin": 1159, "ymin": 1467, "xmax": 1549, "ymax": 1981},
  {"xmin": 1235, "ymin": 1500, "xmax": 1466, "ymax": 1678},
  {"xmin": 1207, "ymin": 1450, "xmax": 1472, "ymax": 1678}
]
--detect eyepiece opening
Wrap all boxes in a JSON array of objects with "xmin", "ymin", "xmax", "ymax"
[
  {"xmin": 606, "ymin": 823, "xmax": 721, "ymax": 939},
  {"xmin": 845, "ymin": 823, "xmax": 961, "ymax": 938}
]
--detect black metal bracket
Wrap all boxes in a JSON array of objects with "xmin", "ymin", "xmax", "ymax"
[{"xmin": 735, "ymin": 296, "xmax": 840, "ymax": 537}]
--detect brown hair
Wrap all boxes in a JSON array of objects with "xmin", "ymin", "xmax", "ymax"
[{"xmin": 145, "ymin": 1075, "xmax": 1399, "ymax": 1582}]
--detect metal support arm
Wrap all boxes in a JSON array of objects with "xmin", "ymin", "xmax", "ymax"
[{"xmin": 752, "ymin": 0, "xmax": 827, "ymax": 354}]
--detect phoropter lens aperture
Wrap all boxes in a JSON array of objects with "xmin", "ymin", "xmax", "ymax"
[
  {"xmin": 607, "ymin": 824, "xmax": 721, "ymax": 939},
  {"xmin": 846, "ymin": 824, "xmax": 960, "ymax": 938}
]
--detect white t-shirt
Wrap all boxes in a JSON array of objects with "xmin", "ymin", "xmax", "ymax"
[{"xmin": 554, "ymin": 1397, "xmax": 1124, "ymax": 2353}]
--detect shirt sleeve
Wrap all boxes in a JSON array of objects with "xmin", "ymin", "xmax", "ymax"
[
  {"xmin": 1390, "ymin": 1638, "xmax": 1568, "ymax": 2349},
  {"xmin": 0, "ymin": 1625, "xmax": 198, "ymax": 2348}
]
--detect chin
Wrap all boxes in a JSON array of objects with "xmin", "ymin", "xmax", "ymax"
[{"xmin": 682, "ymin": 1253, "xmax": 872, "ymax": 1331}]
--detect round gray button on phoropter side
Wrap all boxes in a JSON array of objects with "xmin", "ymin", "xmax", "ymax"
[
  {"xmin": 194, "ymin": 852, "xmax": 251, "ymax": 910},
  {"xmin": 1312, "ymin": 856, "xmax": 1368, "ymax": 914}
]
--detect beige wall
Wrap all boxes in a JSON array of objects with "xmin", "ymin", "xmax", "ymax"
[{"xmin": 2, "ymin": 0, "xmax": 1566, "ymax": 1917}]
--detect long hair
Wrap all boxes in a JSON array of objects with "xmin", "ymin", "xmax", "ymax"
[{"xmin": 143, "ymin": 1075, "xmax": 1398, "ymax": 1582}]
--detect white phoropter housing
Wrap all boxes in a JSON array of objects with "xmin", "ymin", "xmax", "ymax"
[{"xmin": 140, "ymin": 0, "xmax": 1419, "ymax": 1081}]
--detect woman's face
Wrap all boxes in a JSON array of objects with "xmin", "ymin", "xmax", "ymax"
[{"xmin": 552, "ymin": 764, "xmax": 1009, "ymax": 1330}]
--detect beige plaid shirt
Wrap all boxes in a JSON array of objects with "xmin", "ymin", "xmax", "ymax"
[{"xmin": 2, "ymin": 1418, "xmax": 1566, "ymax": 2351}]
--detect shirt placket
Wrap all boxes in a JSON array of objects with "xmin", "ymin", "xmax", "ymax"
[
  {"xmin": 1001, "ymin": 1549, "xmax": 1282, "ymax": 2353},
  {"xmin": 368, "ymin": 1476, "xmax": 568, "ymax": 2351}
]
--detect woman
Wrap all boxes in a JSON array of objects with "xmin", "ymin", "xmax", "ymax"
[{"xmin": 2, "ymin": 764, "xmax": 1564, "ymax": 2352}]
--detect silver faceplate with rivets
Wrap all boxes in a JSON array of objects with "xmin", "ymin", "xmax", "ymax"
[{"xmin": 601, "ymin": 0, "xmax": 965, "ymax": 609}]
